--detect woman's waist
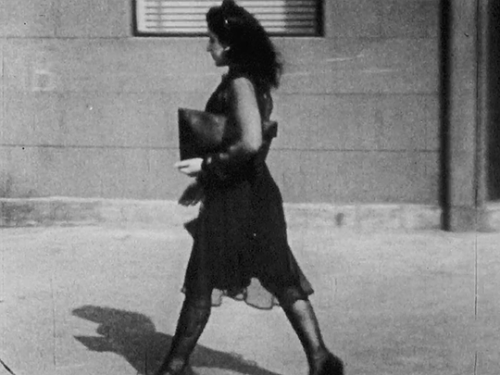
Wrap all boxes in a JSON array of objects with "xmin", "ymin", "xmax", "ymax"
[{"xmin": 202, "ymin": 161, "xmax": 270, "ymax": 188}]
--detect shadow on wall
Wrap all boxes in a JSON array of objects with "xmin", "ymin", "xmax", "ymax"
[{"xmin": 72, "ymin": 305, "xmax": 282, "ymax": 375}]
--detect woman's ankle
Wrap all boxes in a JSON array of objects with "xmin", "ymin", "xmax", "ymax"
[
  {"xmin": 154, "ymin": 357, "xmax": 187, "ymax": 375},
  {"xmin": 309, "ymin": 347, "xmax": 330, "ymax": 372}
]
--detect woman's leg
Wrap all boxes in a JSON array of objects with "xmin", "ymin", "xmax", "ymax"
[
  {"xmin": 154, "ymin": 295, "xmax": 211, "ymax": 375},
  {"xmin": 279, "ymin": 295, "xmax": 344, "ymax": 375},
  {"xmin": 282, "ymin": 299, "xmax": 327, "ymax": 370}
]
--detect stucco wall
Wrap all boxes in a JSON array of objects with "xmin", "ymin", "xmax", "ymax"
[{"xmin": 0, "ymin": 0, "xmax": 440, "ymax": 203}]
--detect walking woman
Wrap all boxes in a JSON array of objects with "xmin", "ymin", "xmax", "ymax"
[{"xmin": 155, "ymin": 1, "xmax": 344, "ymax": 374}]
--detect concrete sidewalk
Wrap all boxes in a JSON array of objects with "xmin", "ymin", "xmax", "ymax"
[{"xmin": 1, "ymin": 218, "xmax": 499, "ymax": 374}]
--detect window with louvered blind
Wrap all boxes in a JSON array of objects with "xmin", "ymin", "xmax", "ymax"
[{"xmin": 134, "ymin": 0, "xmax": 323, "ymax": 36}]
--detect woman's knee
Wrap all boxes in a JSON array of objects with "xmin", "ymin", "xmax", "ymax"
[
  {"xmin": 271, "ymin": 285, "xmax": 309, "ymax": 308},
  {"xmin": 184, "ymin": 291, "xmax": 212, "ymax": 310}
]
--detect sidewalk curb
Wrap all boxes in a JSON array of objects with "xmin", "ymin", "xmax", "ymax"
[{"xmin": 0, "ymin": 197, "xmax": 447, "ymax": 230}]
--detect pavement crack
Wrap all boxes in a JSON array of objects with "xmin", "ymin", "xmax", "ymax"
[
  {"xmin": 50, "ymin": 276, "xmax": 57, "ymax": 367},
  {"xmin": 474, "ymin": 234, "xmax": 478, "ymax": 320},
  {"xmin": 0, "ymin": 358, "xmax": 17, "ymax": 375}
]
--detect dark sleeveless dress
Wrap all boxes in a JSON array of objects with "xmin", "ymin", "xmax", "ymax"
[{"xmin": 183, "ymin": 71, "xmax": 313, "ymax": 309}]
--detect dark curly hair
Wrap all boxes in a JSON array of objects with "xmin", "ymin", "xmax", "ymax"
[{"xmin": 206, "ymin": 0, "xmax": 283, "ymax": 91}]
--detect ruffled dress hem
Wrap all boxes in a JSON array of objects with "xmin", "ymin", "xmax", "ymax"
[{"xmin": 182, "ymin": 276, "xmax": 314, "ymax": 310}]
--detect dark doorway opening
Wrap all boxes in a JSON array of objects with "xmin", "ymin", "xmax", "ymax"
[{"xmin": 487, "ymin": 1, "xmax": 500, "ymax": 200}]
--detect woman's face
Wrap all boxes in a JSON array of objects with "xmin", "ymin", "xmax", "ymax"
[{"xmin": 207, "ymin": 30, "xmax": 228, "ymax": 67}]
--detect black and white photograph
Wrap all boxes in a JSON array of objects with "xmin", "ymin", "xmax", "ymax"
[{"xmin": 1, "ymin": 1, "xmax": 499, "ymax": 374}]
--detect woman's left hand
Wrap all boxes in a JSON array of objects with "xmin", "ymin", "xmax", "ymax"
[{"xmin": 175, "ymin": 158, "xmax": 203, "ymax": 177}]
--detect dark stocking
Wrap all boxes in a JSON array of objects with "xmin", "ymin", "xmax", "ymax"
[
  {"xmin": 154, "ymin": 298, "xmax": 211, "ymax": 375},
  {"xmin": 281, "ymin": 299, "xmax": 343, "ymax": 375}
]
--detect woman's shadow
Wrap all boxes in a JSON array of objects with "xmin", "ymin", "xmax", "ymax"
[{"xmin": 72, "ymin": 305, "xmax": 282, "ymax": 375}]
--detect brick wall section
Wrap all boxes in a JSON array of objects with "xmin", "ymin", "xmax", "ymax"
[{"xmin": 0, "ymin": 0, "xmax": 440, "ymax": 204}]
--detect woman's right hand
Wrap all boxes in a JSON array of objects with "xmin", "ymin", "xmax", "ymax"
[{"xmin": 175, "ymin": 158, "xmax": 203, "ymax": 177}]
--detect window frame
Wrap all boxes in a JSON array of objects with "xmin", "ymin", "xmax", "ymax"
[{"xmin": 132, "ymin": 0, "xmax": 324, "ymax": 37}]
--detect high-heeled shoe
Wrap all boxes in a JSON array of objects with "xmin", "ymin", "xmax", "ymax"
[
  {"xmin": 313, "ymin": 352, "xmax": 344, "ymax": 375},
  {"xmin": 152, "ymin": 363, "xmax": 194, "ymax": 375}
]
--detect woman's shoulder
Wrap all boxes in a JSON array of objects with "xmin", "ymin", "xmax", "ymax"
[
  {"xmin": 228, "ymin": 77, "xmax": 274, "ymax": 120},
  {"xmin": 226, "ymin": 70, "xmax": 271, "ymax": 96},
  {"xmin": 219, "ymin": 71, "xmax": 255, "ymax": 101},
  {"xmin": 221, "ymin": 69, "xmax": 273, "ymax": 118},
  {"xmin": 226, "ymin": 69, "xmax": 260, "ymax": 89},
  {"xmin": 227, "ymin": 75, "xmax": 255, "ymax": 94}
]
